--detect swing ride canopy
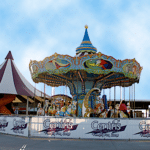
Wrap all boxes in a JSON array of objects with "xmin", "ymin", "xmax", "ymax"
[{"xmin": 29, "ymin": 25, "xmax": 143, "ymax": 94}]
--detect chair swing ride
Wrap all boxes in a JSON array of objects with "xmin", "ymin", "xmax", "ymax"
[{"xmin": 29, "ymin": 25, "xmax": 142, "ymax": 118}]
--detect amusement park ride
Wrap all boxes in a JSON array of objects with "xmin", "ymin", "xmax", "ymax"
[{"xmin": 29, "ymin": 25, "xmax": 142, "ymax": 117}]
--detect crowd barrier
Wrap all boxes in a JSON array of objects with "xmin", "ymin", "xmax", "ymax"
[
  {"xmin": 0, "ymin": 116, "xmax": 150, "ymax": 139},
  {"xmin": 0, "ymin": 116, "xmax": 29, "ymax": 137}
]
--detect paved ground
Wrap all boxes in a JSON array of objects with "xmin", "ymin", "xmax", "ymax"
[{"xmin": 0, "ymin": 134, "xmax": 150, "ymax": 150}]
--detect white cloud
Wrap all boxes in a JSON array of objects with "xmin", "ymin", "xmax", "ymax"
[
  {"xmin": 113, "ymin": 2, "xmax": 150, "ymax": 56},
  {"xmin": 117, "ymin": 6, "xmax": 150, "ymax": 68},
  {"xmin": 1, "ymin": 0, "xmax": 150, "ymax": 99},
  {"xmin": 109, "ymin": 1, "xmax": 150, "ymax": 99},
  {"xmin": 19, "ymin": 0, "xmax": 79, "ymax": 16},
  {"xmin": 18, "ymin": 36, "xmax": 58, "ymax": 72},
  {"xmin": 14, "ymin": 36, "xmax": 58, "ymax": 95}
]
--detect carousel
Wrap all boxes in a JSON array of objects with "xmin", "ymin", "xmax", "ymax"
[{"xmin": 29, "ymin": 25, "xmax": 142, "ymax": 118}]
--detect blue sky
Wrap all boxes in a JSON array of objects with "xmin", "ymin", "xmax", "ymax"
[{"xmin": 0, "ymin": 0, "xmax": 150, "ymax": 101}]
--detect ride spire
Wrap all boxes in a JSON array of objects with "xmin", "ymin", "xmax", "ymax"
[{"xmin": 76, "ymin": 25, "xmax": 97, "ymax": 56}]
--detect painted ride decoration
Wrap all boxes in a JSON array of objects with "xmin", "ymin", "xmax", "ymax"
[
  {"xmin": 0, "ymin": 94, "xmax": 16, "ymax": 114},
  {"xmin": 29, "ymin": 25, "xmax": 142, "ymax": 118}
]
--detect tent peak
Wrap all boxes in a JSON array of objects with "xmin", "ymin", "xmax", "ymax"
[{"xmin": 5, "ymin": 51, "xmax": 14, "ymax": 60}]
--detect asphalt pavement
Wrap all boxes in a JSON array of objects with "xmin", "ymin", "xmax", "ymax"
[{"xmin": 0, "ymin": 133, "xmax": 150, "ymax": 150}]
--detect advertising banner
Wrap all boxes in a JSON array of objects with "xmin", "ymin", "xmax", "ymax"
[
  {"xmin": 0, "ymin": 117, "xmax": 9, "ymax": 134},
  {"xmin": 0, "ymin": 116, "xmax": 29, "ymax": 137},
  {"xmin": 30, "ymin": 117, "xmax": 79, "ymax": 138},
  {"xmin": 1, "ymin": 116, "xmax": 150, "ymax": 139},
  {"xmin": 131, "ymin": 120, "xmax": 150, "ymax": 139},
  {"xmin": 30, "ymin": 117, "xmax": 150, "ymax": 139}
]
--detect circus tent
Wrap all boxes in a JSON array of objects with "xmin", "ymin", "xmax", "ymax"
[
  {"xmin": 0, "ymin": 51, "xmax": 50, "ymax": 114},
  {"xmin": 0, "ymin": 51, "xmax": 49, "ymax": 97}
]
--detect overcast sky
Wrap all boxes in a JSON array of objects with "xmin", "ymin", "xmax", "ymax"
[{"xmin": 0, "ymin": 0, "xmax": 150, "ymax": 101}]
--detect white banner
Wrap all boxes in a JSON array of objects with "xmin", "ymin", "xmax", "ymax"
[
  {"xmin": 0, "ymin": 116, "xmax": 29, "ymax": 137},
  {"xmin": 30, "ymin": 117, "xmax": 150, "ymax": 139}
]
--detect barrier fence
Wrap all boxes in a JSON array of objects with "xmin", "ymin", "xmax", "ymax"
[
  {"xmin": 0, "ymin": 116, "xmax": 150, "ymax": 139},
  {"xmin": 0, "ymin": 116, "xmax": 29, "ymax": 137}
]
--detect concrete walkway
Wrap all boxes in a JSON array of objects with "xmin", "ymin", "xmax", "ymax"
[{"xmin": 0, "ymin": 134, "xmax": 150, "ymax": 150}]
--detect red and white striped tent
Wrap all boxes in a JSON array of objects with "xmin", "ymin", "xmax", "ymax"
[{"xmin": 0, "ymin": 51, "xmax": 49, "ymax": 99}]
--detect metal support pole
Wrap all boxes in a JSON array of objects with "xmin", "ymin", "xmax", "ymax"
[
  {"xmin": 129, "ymin": 86, "xmax": 130, "ymax": 105},
  {"xmin": 124, "ymin": 86, "xmax": 125, "ymax": 100},
  {"xmin": 65, "ymin": 78, "xmax": 67, "ymax": 102},
  {"xmin": 34, "ymin": 83, "xmax": 36, "ymax": 114},
  {"xmin": 103, "ymin": 89, "xmax": 105, "ymax": 95},
  {"xmin": 120, "ymin": 85, "xmax": 122, "ymax": 103},
  {"xmin": 26, "ymin": 97, "xmax": 29, "ymax": 116},
  {"xmin": 44, "ymin": 75, "xmax": 46, "ymax": 107},
  {"xmin": 76, "ymin": 71, "xmax": 78, "ymax": 117},
  {"xmin": 114, "ymin": 86, "xmax": 116, "ymax": 115},
  {"xmin": 132, "ymin": 84, "xmax": 133, "ymax": 109},
  {"xmin": 109, "ymin": 88, "xmax": 111, "ymax": 107},
  {"xmin": 134, "ymin": 83, "xmax": 135, "ymax": 117}
]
